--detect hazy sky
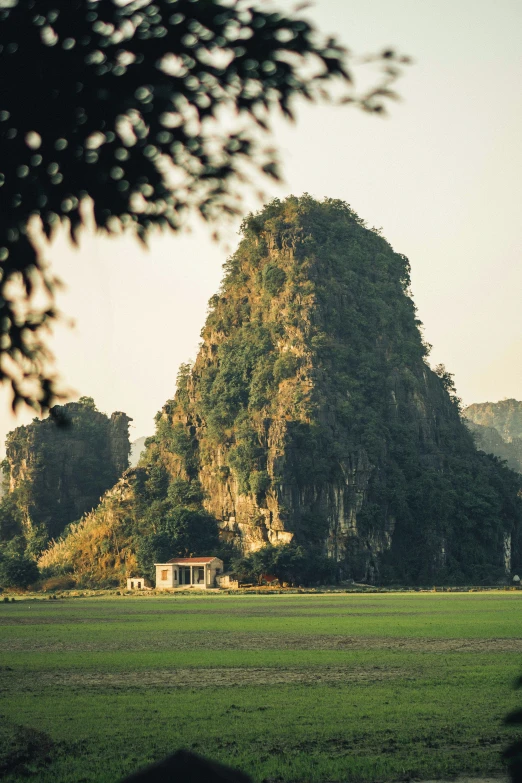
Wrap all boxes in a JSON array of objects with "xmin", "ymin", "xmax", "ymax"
[{"xmin": 1, "ymin": 0, "xmax": 521, "ymax": 451}]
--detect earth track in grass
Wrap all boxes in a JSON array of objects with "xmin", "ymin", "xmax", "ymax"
[
  {"xmin": 0, "ymin": 664, "xmax": 410, "ymax": 691},
  {"xmin": 2, "ymin": 632, "xmax": 521, "ymax": 653},
  {"xmin": 0, "ymin": 608, "xmax": 436, "ymax": 625}
]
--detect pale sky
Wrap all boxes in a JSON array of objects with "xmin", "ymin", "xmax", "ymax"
[{"xmin": 1, "ymin": 0, "xmax": 521, "ymax": 452}]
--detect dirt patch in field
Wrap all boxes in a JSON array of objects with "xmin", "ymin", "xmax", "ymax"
[
  {"xmin": 177, "ymin": 634, "xmax": 522, "ymax": 654},
  {"xmin": 0, "ymin": 614, "xmax": 150, "ymax": 626},
  {"xmin": 0, "ymin": 664, "xmax": 408, "ymax": 692},
  {"xmin": 0, "ymin": 606, "xmax": 432, "ymax": 626},
  {"xmin": 319, "ymin": 636, "xmax": 522, "ymax": 653},
  {"xmin": 2, "ymin": 632, "xmax": 521, "ymax": 654}
]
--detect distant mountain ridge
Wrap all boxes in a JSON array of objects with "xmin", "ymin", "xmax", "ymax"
[
  {"xmin": 464, "ymin": 399, "xmax": 522, "ymax": 441},
  {"xmin": 463, "ymin": 400, "xmax": 522, "ymax": 474},
  {"xmin": 130, "ymin": 436, "xmax": 148, "ymax": 468}
]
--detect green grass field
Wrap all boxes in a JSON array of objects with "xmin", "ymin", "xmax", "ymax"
[{"xmin": 1, "ymin": 592, "xmax": 521, "ymax": 782}]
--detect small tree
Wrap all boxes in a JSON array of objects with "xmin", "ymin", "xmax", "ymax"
[
  {"xmin": 77, "ymin": 396, "xmax": 97, "ymax": 411},
  {"xmin": 0, "ymin": 495, "xmax": 24, "ymax": 543},
  {"xmin": 233, "ymin": 543, "xmax": 336, "ymax": 586},
  {"xmin": 0, "ymin": 553, "xmax": 39, "ymax": 589},
  {"xmin": 136, "ymin": 531, "xmax": 173, "ymax": 581}
]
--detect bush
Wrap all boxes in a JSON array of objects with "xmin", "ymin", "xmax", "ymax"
[
  {"xmin": 273, "ymin": 353, "xmax": 297, "ymax": 384},
  {"xmin": 262, "ymin": 263, "xmax": 286, "ymax": 295},
  {"xmin": 249, "ymin": 470, "xmax": 271, "ymax": 498},
  {"xmin": 0, "ymin": 554, "xmax": 39, "ymax": 589}
]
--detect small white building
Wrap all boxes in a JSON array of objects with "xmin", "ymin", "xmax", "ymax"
[
  {"xmin": 127, "ymin": 577, "xmax": 147, "ymax": 590},
  {"xmin": 155, "ymin": 557, "xmax": 224, "ymax": 590}
]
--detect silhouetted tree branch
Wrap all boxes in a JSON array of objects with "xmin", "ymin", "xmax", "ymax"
[{"xmin": 0, "ymin": 0, "xmax": 409, "ymax": 411}]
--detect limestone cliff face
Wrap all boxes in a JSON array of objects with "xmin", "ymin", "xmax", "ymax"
[
  {"xmin": 149, "ymin": 196, "xmax": 521, "ymax": 583},
  {"xmin": 4, "ymin": 399, "xmax": 132, "ymax": 539},
  {"xmin": 109, "ymin": 412, "xmax": 134, "ymax": 477},
  {"xmin": 191, "ymin": 367, "xmax": 452, "ymax": 561}
]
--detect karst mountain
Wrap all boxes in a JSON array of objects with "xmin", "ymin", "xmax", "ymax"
[
  {"xmin": 0, "ymin": 398, "xmax": 131, "ymax": 556},
  {"xmin": 40, "ymin": 196, "xmax": 522, "ymax": 585}
]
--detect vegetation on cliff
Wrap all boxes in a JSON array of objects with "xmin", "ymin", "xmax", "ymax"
[
  {"xmin": 0, "ymin": 398, "xmax": 132, "ymax": 586},
  {"xmin": 38, "ymin": 468, "xmax": 225, "ymax": 587},
  {"xmin": 40, "ymin": 197, "xmax": 522, "ymax": 586}
]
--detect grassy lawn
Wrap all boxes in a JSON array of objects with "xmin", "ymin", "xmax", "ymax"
[{"xmin": 0, "ymin": 592, "xmax": 520, "ymax": 782}]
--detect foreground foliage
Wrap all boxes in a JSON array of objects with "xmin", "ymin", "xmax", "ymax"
[{"xmin": 0, "ymin": 0, "xmax": 407, "ymax": 409}]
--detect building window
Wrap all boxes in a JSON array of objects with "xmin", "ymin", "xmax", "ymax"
[
  {"xmin": 130, "ymin": 581, "xmax": 134, "ymax": 589},
  {"xmin": 174, "ymin": 570, "xmax": 178, "ymax": 581},
  {"xmin": 161, "ymin": 569, "xmax": 168, "ymax": 580},
  {"xmin": 137, "ymin": 582, "xmax": 141, "ymax": 589}
]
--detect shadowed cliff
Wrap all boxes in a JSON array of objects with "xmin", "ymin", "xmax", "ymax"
[{"xmin": 1, "ymin": 398, "xmax": 131, "ymax": 554}]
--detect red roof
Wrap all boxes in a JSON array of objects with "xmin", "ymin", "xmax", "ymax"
[{"xmin": 166, "ymin": 557, "xmax": 218, "ymax": 564}]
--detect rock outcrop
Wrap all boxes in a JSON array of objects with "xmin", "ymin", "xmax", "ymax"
[
  {"xmin": 41, "ymin": 197, "xmax": 522, "ymax": 584},
  {"xmin": 4, "ymin": 397, "xmax": 132, "ymax": 540}
]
